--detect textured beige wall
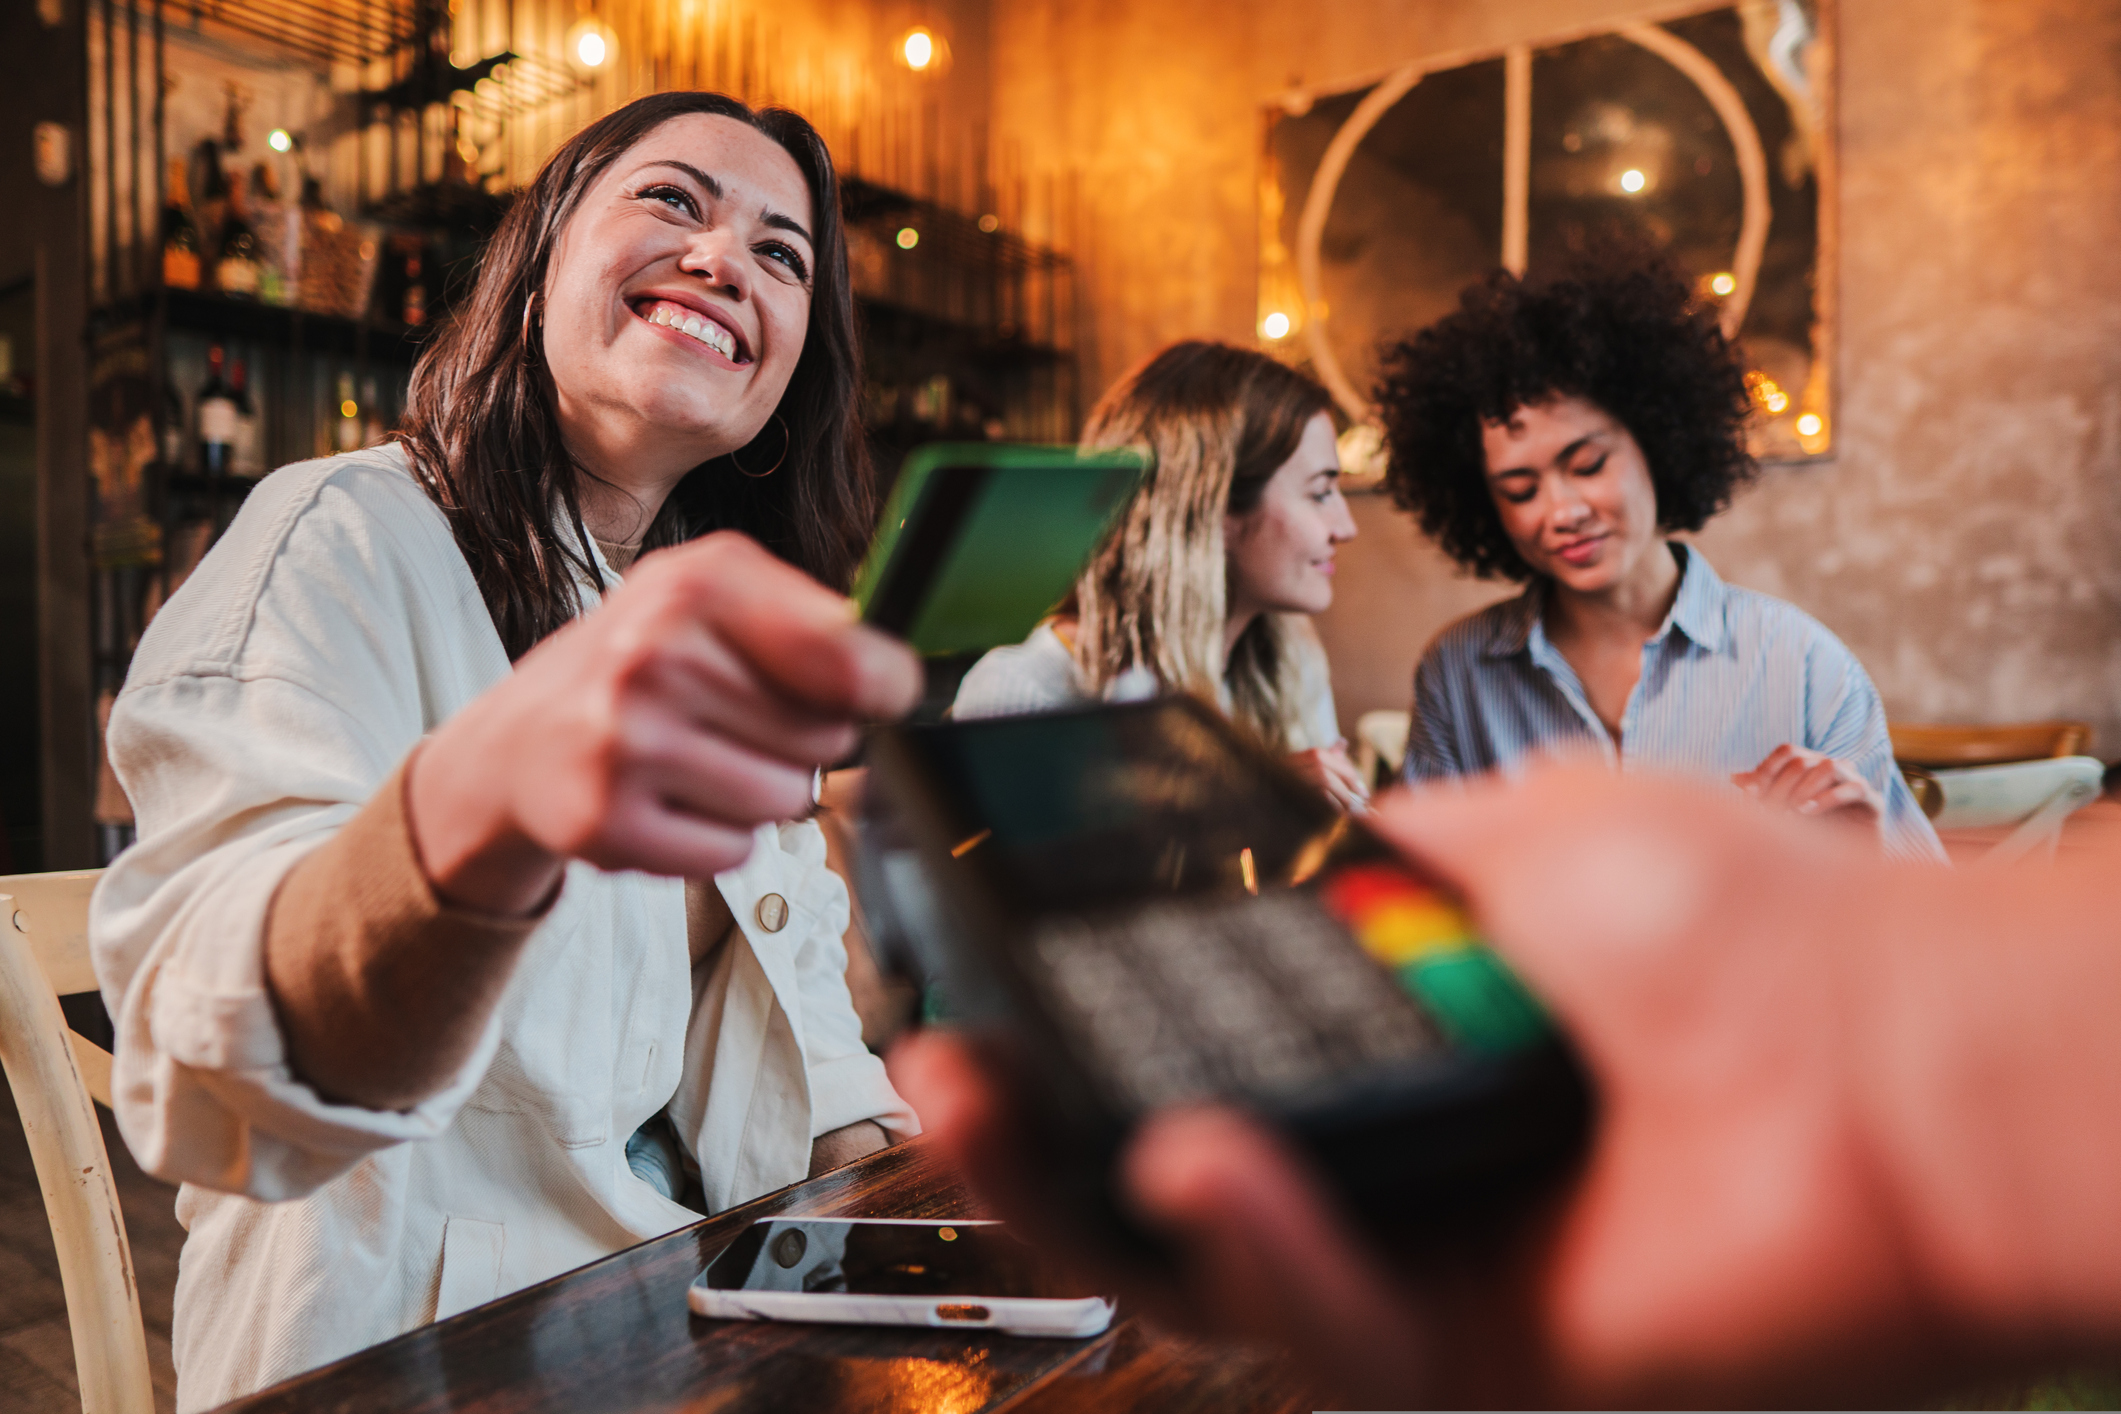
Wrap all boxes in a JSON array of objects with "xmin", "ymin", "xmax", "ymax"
[{"xmin": 986, "ymin": 0, "xmax": 2121, "ymax": 753}]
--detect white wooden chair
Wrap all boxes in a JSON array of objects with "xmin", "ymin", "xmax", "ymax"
[
  {"xmin": 0, "ymin": 869, "xmax": 154, "ymax": 1414},
  {"xmin": 1905, "ymin": 758, "xmax": 2108, "ymax": 867},
  {"xmin": 1352, "ymin": 709, "xmax": 1412, "ymax": 791}
]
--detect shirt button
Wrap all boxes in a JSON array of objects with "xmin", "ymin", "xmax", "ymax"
[{"xmin": 754, "ymin": 893, "xmax": 789, "ymax": 933}]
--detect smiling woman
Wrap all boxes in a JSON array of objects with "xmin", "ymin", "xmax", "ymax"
[
  {"xmin": 951, "ymin": 341, "xmax": 1370, "ymax": 814},
  {"xmin": 1377, "ymin": 257, "xmax": 1942, "ymax": 862},
  {"xmin": 402, "ymin": 91, "xmax": 872, "ymax": 658},
  {"xmin": 89, "ymin": 93, "xmax": 921, "ymax": 1409}
]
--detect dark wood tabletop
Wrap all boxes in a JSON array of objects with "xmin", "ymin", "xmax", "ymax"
[{"xmin": 214, "ymin": 1138, "xmax": 1313, "ymax": 1414}]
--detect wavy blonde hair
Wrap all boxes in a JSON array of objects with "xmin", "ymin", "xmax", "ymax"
[{"xmin": 1070, "ymin": 341, "xmax": 1333, "ymax": 748}]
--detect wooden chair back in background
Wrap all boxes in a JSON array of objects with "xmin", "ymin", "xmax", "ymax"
[
  {"xmin": 0, "ymin": 869, "xmax": 154, "ymax": 1414},
  {"xmin": 1890, "ymin": 719, "xmax": 2093, "ymax": 769}
]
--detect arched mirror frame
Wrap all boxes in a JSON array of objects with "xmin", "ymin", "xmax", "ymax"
[{"xmin": 1265, "ymin": 0, "xmax": 1837, "ymax": 472}]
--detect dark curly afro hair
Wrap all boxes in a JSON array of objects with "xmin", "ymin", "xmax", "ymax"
[{"xmin": 1375, "ymin": 255, "xmax": 1757, "ymax": 582}]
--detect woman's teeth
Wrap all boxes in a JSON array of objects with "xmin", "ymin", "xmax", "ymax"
[{"xmin": 643, "ymin": 303, "xmax": 739, "ymax": 360}]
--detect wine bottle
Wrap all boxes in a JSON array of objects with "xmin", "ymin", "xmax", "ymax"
[
  {"xmin": 198, "ymin": 343, "xmax": 237, "ymax": 478},
  {"xmin": 161, "ymin": 157, "xmax": 202, "ymax": 291},
  {"xmin": 230, "ymin": 357, "xmax": 264, "ymax": 478},
  {"xmin": 214, "ymin": 170, "xmax": 265, "ymax": 300},
  {"xmin": 334, "ymin": 372, "xmax": 362, "ymax": 453}
]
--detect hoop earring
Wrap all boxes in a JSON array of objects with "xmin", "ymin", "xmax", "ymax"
[
  {"xmin": 520, "ymin": 291, "xmax": 541, "ymax": 353},
  {"xmin": 732, "ymin": 413, "xmax": 790, "ymax": 479}
]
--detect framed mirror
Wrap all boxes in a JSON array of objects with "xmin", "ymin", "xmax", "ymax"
[{"xmin": 1261, "ymin": 1, "xmax": 1835, "ymax": 472}]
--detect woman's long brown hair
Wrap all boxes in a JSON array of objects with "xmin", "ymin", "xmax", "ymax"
[{"xmin": 396, "ymin": 92, "xmax": 873, "ymax": 659}]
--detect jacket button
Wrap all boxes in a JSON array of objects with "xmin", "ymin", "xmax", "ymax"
[{"xmin": 755, "ymin": 893, "xmax": 789, "ymax": 932}]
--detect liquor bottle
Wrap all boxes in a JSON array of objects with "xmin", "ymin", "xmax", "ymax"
[
  {"xmin": 192, "ymin": 139, "xmax": 230, "ymax": 272},
  {"xmin": 401, "ymin": 249, "xmax": 427, "ymax": 327},
  {"xmin": 214, "ymin": 171, "xmax": 265, "ymax": 300},
  {"xmin": 197, "ymin": 343, "xmax": 237, "ymax": 478},
  {"xmin": 161, "ymin": 157, "xmax": 202, "ymax": 291},
  {"xmin": 248, "ymin": 161, "xmax": 291, "ymax": 306},
  {"xmin": 334, "ymin": 372, "xmax": 362, "ymax": 453},
  {"xmin": 230, "ymin": 357, "xmax": 264, "ymax": 478},
  {"xmin": 159, "ymin": 381, "xmax": 186, "ymax": 470},
  {"xmin": 360, "ymin": 374, "xmax": 384, "ymax": 446}
]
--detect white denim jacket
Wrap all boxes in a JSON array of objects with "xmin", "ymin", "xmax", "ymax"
[{"xmin": 90, "ymin": 444, "xmax": 916, "ymax": 1410}]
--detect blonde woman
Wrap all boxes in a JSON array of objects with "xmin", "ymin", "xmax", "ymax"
[{"xmin": 952, "ymin": 341, "xmax": 1366, "ymax": 811}]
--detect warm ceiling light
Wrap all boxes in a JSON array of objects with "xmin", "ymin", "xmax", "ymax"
[
  {"xmin": 1261, "ymin": 311, "xmax": 1292, "ymax": 340},
  {"xmin": 1709, "ymin": 271, "xmax": 1736, "ymax": 296},
  {"xmin": 902, "ymin": 28, "xmax": 935, "ymax": 69},
  {"xmin": 1619, "ymin": 168, "xmax": 1646, "ymax": 194},
  {"xmin": 565, "ymin": 18, "xmax": 614, "ymax": 74},
  {"xmin": 1795, "ymin": 412, "xmax": 1823, "ymax": 437},
  {"xmin": 896, "ymin": 227, "xmax": 920, "ymax": 249},
  {"xmin": 266, "ymin": 128, "xmax": 293, "ymax": 153}
]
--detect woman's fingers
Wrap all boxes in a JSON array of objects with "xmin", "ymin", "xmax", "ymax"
[
  {"xmin": 622, "ymin": 705, "xmax": 822, "ymax": 826},
  {"xmin": 567, "ymin": 793, "xmax": 760, "ymax": 878},
  {"xmin": 634, "ymin": 623, "xmax": 865, "ymax": 767},
  {"xmin": 1798, "ymin": 777, "xmax": 1880, "ymax": 820},
  {"xmin": 641, "ymin": 535, "xmax": 922, "ymax": 721}
]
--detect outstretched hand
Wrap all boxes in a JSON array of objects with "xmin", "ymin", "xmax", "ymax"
[
  {"xmin": 893, "ymin": 766, "xmax": 1994, "ymax": 1407},
  {"xmin": 410, "ymin": 532, "xmax": 922, "ymax": 914}
]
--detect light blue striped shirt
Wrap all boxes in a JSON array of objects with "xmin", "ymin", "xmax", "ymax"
[{"xmin": 1403, "ymin": 546, "xmax": 1946, "ymax": 862}]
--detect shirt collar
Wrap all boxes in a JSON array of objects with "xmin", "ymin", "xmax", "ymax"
[
  {"xmin": 1663, "ymin": 543, "xmax": 1728, "ymax": 652},
  {"xmin": 1480, "ymin": 543, "xmax": 1728, "ymax": 658}
]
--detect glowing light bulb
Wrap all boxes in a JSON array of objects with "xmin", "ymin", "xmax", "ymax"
[
  {"xmin": 1619, "ymin": 168, "xmax": 1646, "ymax": 194},
  {"xmin": 1261, "ymin": 311, "xmax": 1292, "ymax": 340},
  {"xmin": 1709, "ymin": 271, "xmax": 1736, "ymax": 296},
  {"xmin": 576, "ymin": 29, "xmax": 607, "ymax": 67},
  {"xmin": 896, "ymin": 227, "xmax": 919, "ymax": 250},
  {"xmin": 1795, "ymin": 413, "xmax": 1823, "ymax": 438},
  {"xmin": 267, "ymin": 128, "xmax": 293, "ymax": 154},
  {"xmin": 902, "ymin": 28, "xmax": 934, "ymax": 69}
]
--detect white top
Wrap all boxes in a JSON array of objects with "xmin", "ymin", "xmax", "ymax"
[
  {"xmin": 90, "ymin": 444, "xmax": 917, "ymax": 1410},
  {"xmin": 951, "ymin": 617, "xmax": 1344, "ymax": 749}
]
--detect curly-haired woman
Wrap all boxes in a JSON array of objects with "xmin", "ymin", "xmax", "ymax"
[{"xmin": 1377, "ymin": 259, "xmax": 1941, "ymax": 860}]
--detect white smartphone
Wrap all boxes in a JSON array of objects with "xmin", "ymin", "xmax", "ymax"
[{"xmin": 687, "ymin": 1217, "xmax": 1115, "ymax": 1338}]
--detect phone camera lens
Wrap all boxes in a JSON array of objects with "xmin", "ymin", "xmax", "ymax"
[{"xmin": 771, "ymin": 1229, "xmax": 808, "ymax": 1269}]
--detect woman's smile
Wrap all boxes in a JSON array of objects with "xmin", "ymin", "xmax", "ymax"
[
  {"xmin": 1553, "ymin": 532, "xmax": 1609, "ymax": 568},
  {"xmin": 629, "ymin": 293, "xmax": 752, "ymax": 367}
]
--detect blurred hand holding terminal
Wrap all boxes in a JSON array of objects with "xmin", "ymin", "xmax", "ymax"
[{"xmin": 893, "ymin": 761, "xmax": 2121, "ymax": 1408}]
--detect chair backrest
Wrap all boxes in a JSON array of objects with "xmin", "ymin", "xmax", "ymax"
[
  {"xmin": 0, "ymin": 870, "xmax": 154, "ymax": 1414},
  {"xmin": 1891, "ymin": 720, "xmax": 2093, "ymax": 769},
  {"xmin": 1353, "ymin": 710, "xmax": 1412, "ymax": 790}
]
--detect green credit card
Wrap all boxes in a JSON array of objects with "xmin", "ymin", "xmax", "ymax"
[{"xmin": 854, "ymin": 443, "xmax": 1148, "ymax": 657}]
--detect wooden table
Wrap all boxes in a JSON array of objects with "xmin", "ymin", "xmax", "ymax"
[{"xmin": 216, "ymin": 1140, "xmax": 1312, "ymax": 1413}]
